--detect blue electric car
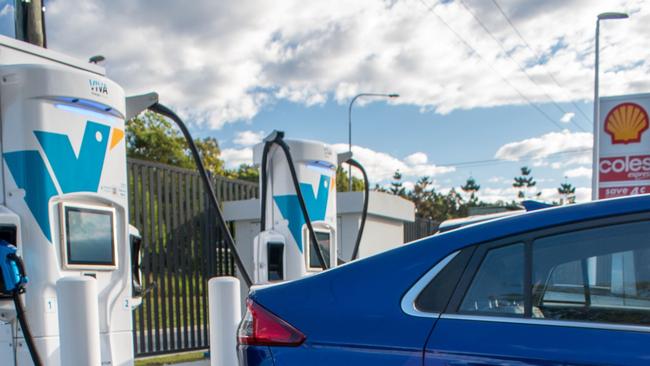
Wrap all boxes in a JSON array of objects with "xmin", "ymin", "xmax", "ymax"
[{"xmin": 238, "ymin": 195, "xmax": 650, "ymax": 365}]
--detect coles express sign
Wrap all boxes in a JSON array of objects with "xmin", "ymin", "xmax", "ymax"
[{"xmin": 598, "ymin": 95, "xmax": 650, "ymax": 199}]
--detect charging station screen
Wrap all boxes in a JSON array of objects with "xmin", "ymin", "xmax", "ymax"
[
  {"xmin": 65, "ymin": 206, "xmax": 115, "ymax": 266},
  {"xmin": 309, "ymin": 231, "xmax": 331, "ymax": 269}
]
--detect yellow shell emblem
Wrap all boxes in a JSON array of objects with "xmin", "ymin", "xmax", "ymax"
[{"xmin": 604, "ymin": 102, "xmax": 649, "ymax": 144}]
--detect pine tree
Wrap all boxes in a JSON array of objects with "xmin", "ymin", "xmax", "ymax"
[
  {"xmin": 389, "ymin": 170, "xmax": 406, "ymax": 197},
  {"xmin": 558, "ymin": 178, "xmax": 576, "ymax": 205},
  {"xmin": 461, "ymin": 176, "xmax": 480, "ymax": 205},
  {"xmin": 513, "ymin": 166, "xmax": 538, "ymax": 199}
]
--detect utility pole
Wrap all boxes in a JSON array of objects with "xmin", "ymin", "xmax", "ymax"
[{"xmin": 15, "ymin": 0, "xmax": 47, "ymax": 47}]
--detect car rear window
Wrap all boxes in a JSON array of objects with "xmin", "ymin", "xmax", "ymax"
[{"xmin": 415, "ymin": 247, "xmax": 474, "ymax": 313}]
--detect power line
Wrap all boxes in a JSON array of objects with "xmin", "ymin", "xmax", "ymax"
[
  {"xmin": 436, "ymin": 148, "xmax": 592, "ymax": 169},
  {"xmin": 489, "ymin": 0, "xmax": 593, "ymax": 127},
  {"xmin": 456, "ymin": 0, "xmax": 586, "ymax": 132},
  {"xmin": 417, "ymin": 0, "xmax": 567, "ymax": 131}
]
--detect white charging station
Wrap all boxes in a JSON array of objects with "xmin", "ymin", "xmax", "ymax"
[
  {"xmin": 0, "ymin": 35, "xmax": 141, "ymax": 366},
  {"xmin": 252, "ymin": 139, "xmax": 338, "ymax": 284}
]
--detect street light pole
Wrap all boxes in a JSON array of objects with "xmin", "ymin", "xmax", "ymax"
[
  {"xmin": 348, "ymin": 93, "xmax": 399, "ymax": 191},
  {"xmin": 592, "ymin": 12, "xmax": 629, "ymax": 200}
]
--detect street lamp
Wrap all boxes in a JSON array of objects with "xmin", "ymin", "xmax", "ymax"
[
  {"xmin": 348, "ymin": 93, "xmax": 399, "ymax": 190},
  {"xmin": 592, "ymin": 11, "xmax": 628, "ymax": 200}
]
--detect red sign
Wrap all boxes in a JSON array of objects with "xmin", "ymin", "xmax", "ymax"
[
  {"xmin": 599, "ymin": 185, "xmax": 650, "ymax": 199},
  {"xmin": 599, "ymin": 154, "xmax": 650, "ymax": 182}
]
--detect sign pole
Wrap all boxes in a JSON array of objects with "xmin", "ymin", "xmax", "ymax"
[{"xmin": 592, "ymin": 20, "xmax": 600, "ymax": 200}]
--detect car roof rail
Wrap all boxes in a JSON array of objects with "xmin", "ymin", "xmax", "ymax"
[{"xmin": 521, "ymin": 200, "xmax": 555, "ymax": 211}]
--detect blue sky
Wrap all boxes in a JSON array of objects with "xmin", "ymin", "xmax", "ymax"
[
  {"xmin": 7, "ymin": 0, "xmax": 649, "ymax": 202},
  {"xmin": 203, "ymin": 98, "xmax": 595, "ymax": 201}
]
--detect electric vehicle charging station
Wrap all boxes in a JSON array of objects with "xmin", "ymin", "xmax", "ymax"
[
  {"xmin": 0, "ymin": 35, "xmax": 143, "ymax": 366},
  {"xmin": 0, "ymin": 18, "xmax": 375, "ymax": 366},
  {"xmin": 253, "ymin": 136, "xmax": 339, "ymax": 284}
]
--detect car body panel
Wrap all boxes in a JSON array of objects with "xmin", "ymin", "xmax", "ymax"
[
  {"xmin": 270, "ymin": 344, "xmax": 422, "ymax": 365},
  {"xmin": 425, "ymin": 317, "xmax": 650, "ymax": 365},
  {"xmin": 238, "ymin": 345, "xmax": 275, "ymax": 366}
]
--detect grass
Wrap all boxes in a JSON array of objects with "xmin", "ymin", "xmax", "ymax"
[
  {"xmin": 134, "ymin": 294, "xmax": 208, "ymax": 330},
  {"xmin": 135, "ymin": 351, "xmax": 206, "ymax": 365}
]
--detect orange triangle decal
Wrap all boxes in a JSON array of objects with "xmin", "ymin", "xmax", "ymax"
[{"xmin": 110, "ymin": 128, "xmax": 124, "ymax": 150}]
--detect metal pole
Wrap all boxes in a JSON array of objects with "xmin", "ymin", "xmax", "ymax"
[
  {"xmin": 592, "ymin": 19, "xmax": 600, "ymax": 200},
  {"xmin": 347, "ymin": 93, "xmax": 399, "ymax": 191},
  {"xmin": 348, "ymin": 95, "xmax": 360, "ymax": 192}
]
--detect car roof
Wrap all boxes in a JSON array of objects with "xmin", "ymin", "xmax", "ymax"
[{"xmin": 418, "ymin": 194, "xmax": 650, "ymax": 252}]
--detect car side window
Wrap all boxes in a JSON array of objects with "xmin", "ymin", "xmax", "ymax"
[
  {"xmin": 532, "ymin": 221, "xmax": 650, "ymax": 326},
  {"xmin": 460, "ymin": 243, "xmax": 525, "ymax": 316},
  {"xmin": 415, "ymin": 247, "xmax": 474, "ymax": 313}
]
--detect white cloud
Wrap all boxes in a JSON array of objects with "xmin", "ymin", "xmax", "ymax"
[
  {"xmin": 221, "ymin": 148, "xmax": 253, "ymax": 168},
  {"xmin": 402, "ymin": 180, "xmax": 415, "ymax": 192},
  {"xmin": 560, "ymin": 112, "xmax": 575, "ymax": 123},
  {"xmin": 488, "ymin": 176, "xmax": 507, "ymax": 184},
  {"xmin": 44, "ymin": 0, "xmax": 650, "ymax": 128},
  {"xmin": 331, "ymin": 144, "xmax": 455, "ymax": 183},
  {"xmin": 538, "ymin": 187, "xmax": 592, "ymax": 203},
  {"xmin": 233, "ymin": 130, "xmax": 265, "ymax": 147},
  {"xmin": 404, "ymin": 152, "xmax": 428, "ymax": 165},
  {"xmin": 564, "ymin": 166, "xmax": 592, "ymax": 179},
  {"xmin": 495, "ymin": 130, "xmax": 592, "ymax": 168},
  {"xmin": 477, "ymin": 185, "xmax": 592, "ymax": 203}
]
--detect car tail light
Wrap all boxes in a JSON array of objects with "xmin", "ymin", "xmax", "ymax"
[{"xmin": 238, "ymin": 299, "xmax": 305, "ymax": 346}]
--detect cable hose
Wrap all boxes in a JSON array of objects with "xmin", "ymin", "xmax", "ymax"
[
  {"xmin": 13, "ymin": 293, "xmax": 42, "ymax": 366},
  {"xmin": 259, "ymin": 141, "xmax": 272, "ymax": 232},
  {"xmin": 148, "ymin": 103, "xmax": 253, "ymax": 287},
  {"xmin": 346, "ymin": 158, "xmax": 369, "ymax": 261}
]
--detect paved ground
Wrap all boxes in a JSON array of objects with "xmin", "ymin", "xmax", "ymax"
[{"xmin": 172, "ymin": 361, "xmax": 209, "ymax": 366}]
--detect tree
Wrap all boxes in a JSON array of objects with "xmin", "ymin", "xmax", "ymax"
[
  {"xmin": 126, "ymin": 111, "xmax": 193, "ymax": 168},
  {"xmin": 125, "ymin": 111, "xmax": 275, "ymax": 181},
  {"xmin": 126, "ymin": 111, "xmax": 230, "ymax": 176},
  {"xmin": 194, "ymin": 136, "xmax": 225, "ymax": 175},
  {"xmin": 409, "ymin": 176, "xmax": 435, "ymax": 219},
  {"xmin": 335, "ymin": 166, "xmax": 365, "ymax": 192},
  {"xmin": 373, "ymin": 184, "xmax": 389, "ymax": 193},
  {"xmin": 461, "ymin": 176, "xmax": 480, "ymax": 205},
  {"xmin": 513, "ymin": 166, "xmax": 540, "ymax": 199},
  {"xmin": 389, "ymin": 170, "xmax": 406, "ymax": 197},
  {"xmin": 226, "ymin": 164, "xmax": 260, "ymax": 183},
  {"xmin": 558, "ymin": 178, "xmax": 576, "ymax": 205}
]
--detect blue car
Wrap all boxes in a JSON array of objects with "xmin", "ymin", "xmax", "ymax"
[{"xmin": 238, "ymin": 195, "xmax": 650, "ymax": 365}]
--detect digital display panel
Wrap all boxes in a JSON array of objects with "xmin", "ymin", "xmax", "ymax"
[
  {"xmin": 65, "ymin": 206, "xmax": 115, "ymax": 266},
  {"xmin": 267, "ymin": 242, "xmax": 284, "ymax": 282},
  {"xmin": 308, "ymin": 231, "xmax": 331, "ymax": 269}
]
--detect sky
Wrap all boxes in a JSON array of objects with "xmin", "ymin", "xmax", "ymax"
[{"xmin": 5, "ymin": 0, "xmax": 650, "ymax": 203}]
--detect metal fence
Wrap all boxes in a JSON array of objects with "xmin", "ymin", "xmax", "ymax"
[
  {"xmin": 127, "ymin": 158, "xmax": 258, "ymax": 357},
  {"xmin": 128, "ymin": 158, "xmax": 439, "ymax": 357},
  {"xmin": 404, "ymin": 217, "xmax": 439, "ymax": 243}
]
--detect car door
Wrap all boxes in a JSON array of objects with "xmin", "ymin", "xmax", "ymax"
[{"xmin": 424, "ymin": 214, "xmax": 650, "ymax": 366}]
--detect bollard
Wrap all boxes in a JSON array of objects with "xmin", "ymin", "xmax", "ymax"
[
  {"xmin": 56, "ymin": 276, "xmax": 101, "ymax": 366},
  {"xmin": 209, "ymin": 276, "xmax": 241, "ymax": 366}
]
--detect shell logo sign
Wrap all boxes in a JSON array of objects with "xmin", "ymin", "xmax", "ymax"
[
  {"xmin": 596, "ymin": 94, "xmax": 650, "ymax": 200},
  {"xmin": 604, "ymin": 102, "xmax": 649, "ymax": 144}
]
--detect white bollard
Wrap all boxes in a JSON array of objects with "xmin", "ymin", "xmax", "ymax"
[
  {"xmin": 56, "ymin": 276, "xmax": 101, "ymax": 366},
  {"xmin": 209, "ymin": 276, "xmax": 241, "ymax": 366}
]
